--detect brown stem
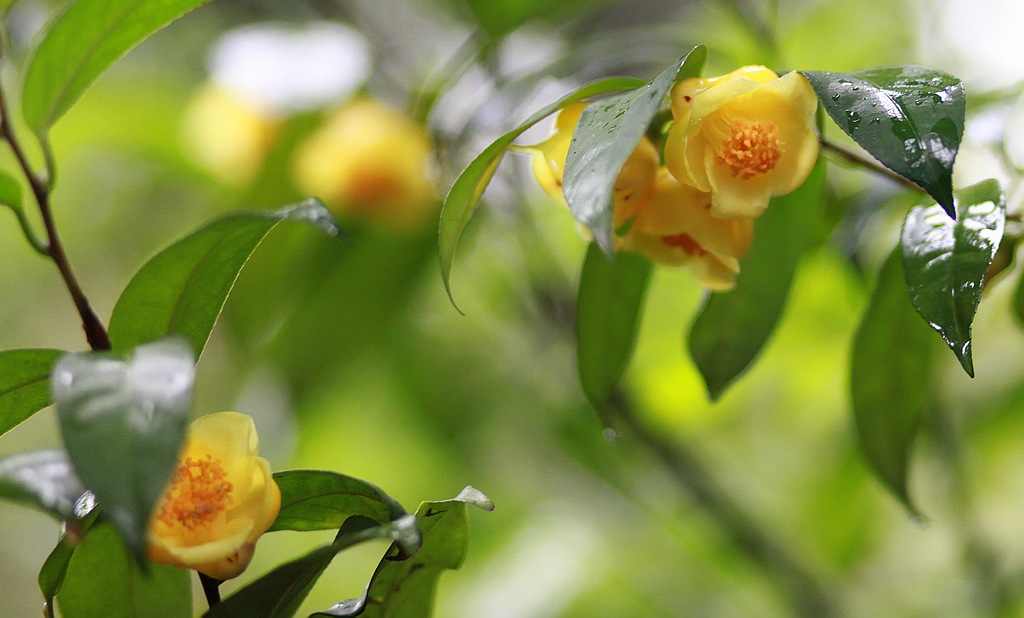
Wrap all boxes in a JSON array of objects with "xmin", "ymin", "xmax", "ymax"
[
  {"xmin": 821, "ymin": 138, "xmax": 925, "ymax": 195},
  {"xmin": 199, "ymin": 572, "xmax": 222, "ymax": 607},
  {"xmin": 0, "ymin": 86, "xmax": 110, "ymax": 351}
]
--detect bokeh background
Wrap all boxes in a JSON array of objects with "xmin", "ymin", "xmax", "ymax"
[{"xmin": 2, "ymin": 0, "xmax": 1024, "ymax": 616}]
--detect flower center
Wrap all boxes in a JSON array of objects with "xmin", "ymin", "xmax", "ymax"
[
  {"xmin": 661, "ymin": 233, "xmax": 706, "ymax": 256},
  {"xmin": 716, "ymin": 119, "xmax": 781, "ymax": 179},
  {"xmin": 156, "ymin": 455, "xmax": 233, "ymax": 529}
]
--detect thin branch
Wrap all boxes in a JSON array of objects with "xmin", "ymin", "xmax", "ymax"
[
  {"xmin": 821, "ymin": 138, "xmax": 926, "ymax": 194},
  {"xmin": 199, "ymin": 573, "xmax": 222, "ymax": 607},
  {"xmin": 0, "ymin": 84, "xmax": 110, "ymax": 351}
]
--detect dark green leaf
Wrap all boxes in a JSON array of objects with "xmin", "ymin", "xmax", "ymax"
[
  {"xmin": 51, "ymin": 338, "xmax": 194, "ymax": 561},
  {"xmin": 576, "ymin": 242, "xmax": 652, "ymax": 423},
  {"xmin": 22, "ymin": 0, "xmax": 215, "ymax": 135},
  {"xmin": 206, "ymin": 515, "xmax": 422, "ymax": 618},
  {"xmin": 802, "ymin": 66, "xmax": 964, "ymax": 214},
  {"xmin": 438, "ymin": 77, "xmax": 646, "ymax": 309},
  {"xmin": 108, "ymin": 199, "xmax": 338, "ymax": 359},
  {"xmin": 0, "ymin": 450, "xmax": 86, "ymax": 520},
  {"xmin": 313, "ymin": 487, "xmax": 493, "ymax": 618},
  {"xmin": 0, "ymin": 348, "xmax": 64, "ymax": 436},
  {"xmin": 270, "ymin": 470, "xmax": 407, "ymax": 532},
  {"xmin": 689, "ymin": 159, "xmax": 828, "ymax": 400},
  {"xmin": 900, "ymin": 179, "xmax": 1004, "ymax": 377},
  {"xmin": 39, "ymin": 509, "xmax": 100, "ymax": 608},
  {"xmin": 850, "ymin": 249, "xmax": 935, "ymax": 515},
  {"xmin": 56, "ymin": 521, "xmax": 190, "ymax": 618},
  {"xmin": 564, "ymin": 46, "xmax": 706, "ymax": 253}
]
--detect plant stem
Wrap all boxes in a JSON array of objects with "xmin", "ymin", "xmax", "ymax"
[
  {"xmin": 199, "ymin": 573, "xmax": 222, "ymax": 607},
  {"xmin": 614, "ymin": 395, "xmax": 838, "ymax": 618},
  {"xmin": 820, "ymin": 138, "xmax": 926, "ymax": 195},
  {"xmin": 0, "ymin": 85, "xmax": 110, "ymax": 351}
]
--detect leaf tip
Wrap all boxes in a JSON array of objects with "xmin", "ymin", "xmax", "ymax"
[{"xmin": 455, "ymin": 486, "xmax": 494, "ymax": 511}]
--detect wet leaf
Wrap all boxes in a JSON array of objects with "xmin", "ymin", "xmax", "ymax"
[
  {"xmin": 269, "ymin": 470, "xmax": 407, "ymax": 532},
  {"xmin": 689, "ymin": 160, "xmax": 828, "ymax": 399},
  {"xmin": 0, "ymin": 348, "xmax": 64, "ymax": 436},
  {"xmin": 0, "ymin": 450, "xmax": 86, "ymax": 520},
  {"xmin": 439, "ymin": 77, "xmax": 646, "ymax": 309},
  {"xmin": 802, "ymin": 66, "xmax": 964, "ymax": 215},
  {"xmin": 900, "ymin": 179, "xmax": 1004, "ymax": 377},
  {"xmin": 22, "ymin": 0, "xmax": 214, "ymax": 135},
  {"xmin": 576, "ymin": 242, "xmax": 652, "ymax": 423},
  {"xmin": 51, "ymin": 338, "xmax": 194, "ymax": 561},
  {"xmin": 850, "ymin": 249, "xmax": 934, "ymax": 515},
  {"xmin": 564, "ymin": 46, "xmax": 706, "ymax": 253},
  {"xmin": 108, "ymin": 199, "xmax": 338, "ymax": 360}
]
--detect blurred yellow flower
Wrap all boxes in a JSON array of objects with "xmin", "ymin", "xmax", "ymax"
[
  {"xmin": 292, "ymin": 97, "xmax": 437, "ymax": 228},
  {"xmin": 148, "ymin": 412, "xmax": 280, "ymax": 580},
  {"xmin": 664, "ymin": 67, "xmax": 819, "ymax": 219}
]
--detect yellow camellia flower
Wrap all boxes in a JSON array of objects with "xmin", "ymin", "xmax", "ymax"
[
  {"xmin": 148, "ymin": 412, "xmax": 280, "ymax": 580},
  {"xmin": 664, "ymin": 66, "xmax": 819, "ymax": 219},
  {"xmin": 293, "ymin": 97, "xmax": 437, "ymax": 228},
  {"xmin": 620, "ymin": 171, "xmax": 754, "ymax": 291}
]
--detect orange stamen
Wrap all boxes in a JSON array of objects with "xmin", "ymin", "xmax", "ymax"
[
  {"xmin": 716, "ymin": 119, "xmax": 781, "ymax": 179},
  {"xmin": 156, "ymin": 455, "xmax": 233, "ymax": 529}
]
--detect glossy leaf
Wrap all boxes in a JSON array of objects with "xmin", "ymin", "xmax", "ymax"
[
  {"xmin": 850, "ymin": 249, "xmax": 934, "ymax": 515},
  {"xmin": 802, "ymin": 66, "xmax": 964, "ymax": 214},
  {"xmin": 689, "ymin": 160, "xmax": 828, "ymax": 400},
  {"xmin": 206, "ymin": 515, "xmax": 422, "ymax": 618},
  {"xmin": 56, "ymin": 521, "xmax": 190, "ymax": 618},
  {"xmin": 22, "ymin": 0, "xmax": 214, "ymax": 135},
  {"xmin": 564, "ymin": 46, "xmax": 706, "ymax": 253},
  {"xmin": 0, "ymin": 450, "xmax": 86, "ymax": 520},
  {"xmin": 576, "ymin": 242, "xmax": 652, "ymax": 423},
  {"xmin": 40, "ymin": 509, "xmax": 100, "ymax": 611},
  {"xmin": 0, "ymin": 348, "xmax": 64, "ymax": 436},
  {"xmin": 108, "ymin": 199, "xmax": 338, "ymax": 360},
  {"xmin": 901, "ymin": 179, "xmax": 1004, "ymax": 377},
  {"xmin": 51, "ymin": 338, "xmax": 194, "ymax": 560},
  {"xmin": 314, "ymin": 487, "xmax": 493, "ymax": 618},
  {"xmin": 269, "ymin": 469, "xmax": 407, "ymax": 532},
  {"xmin": 438, "ymin": 77, "xmax": 646, "ymax": 308}
]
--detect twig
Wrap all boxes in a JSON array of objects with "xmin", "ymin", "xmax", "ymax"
[
  {"xmin": 821, "ymin": 138, "xmax": 926, "ymax": 195},
  {"xmin": 199, "ymin": 573, "xmax": 222, "ymax": 607},
  {"xmin": 0, "ymin": 84, "xmax": 110, "ymax": 351}
]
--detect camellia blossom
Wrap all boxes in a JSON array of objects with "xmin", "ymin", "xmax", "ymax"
[
  {"xmin": 663, "ymin": 66, "xmax": 819, "ymax": 219},
  {"xmin": 148, "ymin": 412, "xmax": 280, "ymax": 580}
]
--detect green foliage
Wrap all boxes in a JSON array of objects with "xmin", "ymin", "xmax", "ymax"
[
  {"xmin": 563, "ymin": 47, "xmax": 706, "ymax": 253},
  {"xmin": 22, "ymin": 0, "xmax": 214, "ymax": 137},
  {"xmin": 0, "ymin": 450, "xmax": 85, "ymax": 520},
  {"xmin": 0, "ymin": 348, "xmax": 64, "ymax": 436},
  {"xmin": 108, "ymin": 200, "xmax": 338, "ymax": 359},
  {"xmin": 56, "ymin": 521, "xmax": 191, "ymax": 618},
  {"xmin": 576, "ymin": 242, "xmax": 652, "ymax": 422},
  {"xmin": 270, "ymin": 470, "xmax": 408, "ymax": 532},
  {"xmin": 688, "ymin": 159, "xmax": 828, "ymax": 400},
  {"xmin": 850, "ymin": 249, "xmax": 935, "ymax": 515},
  {"xmin": 438, "ymin": 77, "xmax": 645, "ymax": 307},
  {"xmin": 51, "ymin": 338, "xmax": 194, "ymax": 562},
  {"xmin": 900, "ymin": 179, "xmax": 1005, "ymax": 376},
  {"xmin": 802, "ymin": 66, "xmax": 964, "ymax": 214}
]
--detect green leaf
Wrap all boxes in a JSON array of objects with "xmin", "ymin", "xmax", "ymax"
[
  {"xmin": 313, "ymin": 487, "xmax": 493, "ymax": 618},
  {"xmin": 689, "ymin": 159, "xmax": 828, "ymax": 400},
  {"xmin": 51, "ymin": 338, "xmax": 194, "ymax": 561},
  {"xmin": 40, "ymin": 509, "xmax": 100, "ymax": 609},
  {"xmin": 0, "ymin": 348, "xmax": 64, "ymax": 436},
  {"xmin": 438, "ymin": 77, "xmax": 646, "ymax": 309},
  {"xmin": 22, "ymin": 0, "xmax": 215, "ymax": 136},
  {"xmin": 206, "ymin": 515, "xmax": 422, "ymax": 618},
  {"xmin": 802, "ymin": 66, "xmax": 964, "ymax": 215},
  {"xmin": 900, "ymin": 179, "xmax": 1004, "ymax": 377},
  {"xmin": 108, "ymin": 199, "xmax": 338, "ymax": 359},
  {"xmin": 576, "ymin": 242, "xmax": 652, "ymax": 423},
  {"xmin": 564, "ymin": 46, "xmax": 706, "ymax": 254},
  {"xmin": 850, "ymin": 249, "xmax": 934, "ymax": 515},
  {"xmin": 270, "ymin": 470, "xmax": 407, "ymax": 532},
  {"xmin": 0, "ymin": 450, "xmax": 87, "ymax": 520},
  {"xmin": 0, "ymin": 168, "xmax": 23, "ymax": 208},
  {"xmin": 56, "ymin": 521, "xmax": 191, "ymax": 618}
]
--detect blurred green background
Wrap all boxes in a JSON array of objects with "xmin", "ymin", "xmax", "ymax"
[{"xmin": 2, "ymin": 0, "xmax": 1024, "ymax": 616}]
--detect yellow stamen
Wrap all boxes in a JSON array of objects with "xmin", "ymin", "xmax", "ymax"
[
  {"xmin": 157, "ymin": 455, "xmax": 233, "ymax": 529},
  {"xmin": 716, "ymin": 120, "xmax": 781, "ymax": 179}
]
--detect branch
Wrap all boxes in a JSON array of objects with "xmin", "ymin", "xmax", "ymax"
[{"xmin": 820, "ymin": 138, "xmax": 926, "ymax": 194}]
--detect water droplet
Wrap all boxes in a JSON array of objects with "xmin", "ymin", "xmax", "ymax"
[
  {"xmin": 845, "ymin": 111, "xmax": 861, "ymax": 132},
  {"xmin": 831, "ymin": 93, "xmax": 841, "ymax": 101}
]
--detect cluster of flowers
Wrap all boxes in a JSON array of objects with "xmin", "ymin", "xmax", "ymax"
[{"xmin": 529, "ymin": 66, "xmax": 820, "ymax": 290}]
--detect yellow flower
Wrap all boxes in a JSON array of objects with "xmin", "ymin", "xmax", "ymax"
[
  {"xmin": 148, "ymin": 412, "xmax": 280, "ymax": 580},
  {"xmin": 619, "ymin": 172, "xmax": 754, "ymax": 291},
  {"xmin": 292, "ymin": 97, "xmax": 437, "ymax": 228},
  {"xmin": 664, "ymin": 66, "xmax": 819, "ymax": 219}
]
